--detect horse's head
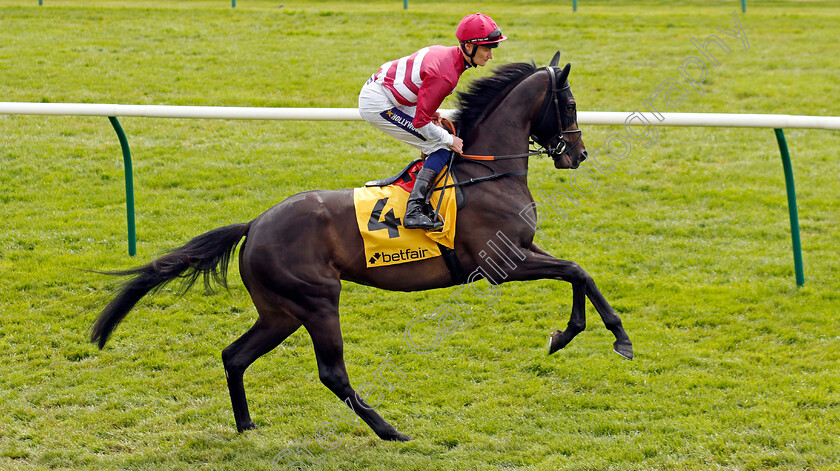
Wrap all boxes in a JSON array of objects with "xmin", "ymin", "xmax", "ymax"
[{"xmin": 530, "ymin": 52, "xmax": 587, "ymax": 169}]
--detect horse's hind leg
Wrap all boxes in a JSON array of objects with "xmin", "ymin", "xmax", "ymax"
[
  {"xmin": 304, "ymin": 309, "xmax": 412, "ymax": 441},
  {"xmin": 222, "ymin": 313, "xmax": 302, "ymax": 432}
]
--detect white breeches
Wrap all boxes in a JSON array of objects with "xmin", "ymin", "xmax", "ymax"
[{"xmin": 358, "ymin": 81, "xmax": 451, "ymax": 155}]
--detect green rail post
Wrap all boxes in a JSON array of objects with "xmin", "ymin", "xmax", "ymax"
[
  {"xmin": 403, "ymin": 0, "xmax": 407, "ymax": 9},
  {"xmin": 741, "ymin": 0, "xmax": 746, "ymax": 13},
  {"xmin": 774, "ymin": 128, "xmax": 804, "ymax": 286},
  {"xmin": 108, "ymin": 117, "xmax": 137, "ymax": 257},
  {"xmin": 232, "ymin": 0, "xmax": 236, "ymax": 7},
  {"xmin": 573, "ymin": 0, "xmax": 578, "ymax": 12}
]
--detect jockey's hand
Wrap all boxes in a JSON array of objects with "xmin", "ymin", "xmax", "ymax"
[
  {"xmin": 432, "ymin": 112, "xmax": 444, "ymax": 127},
  {"xmin": 449, "ymin": 136, "xmax": 464, "ymax": 154}
]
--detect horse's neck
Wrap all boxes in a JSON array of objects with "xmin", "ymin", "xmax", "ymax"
[{"xmin": 459, "ymin": 72, "xmax": 547, "ymax": 177}]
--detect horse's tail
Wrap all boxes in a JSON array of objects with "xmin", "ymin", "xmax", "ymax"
[{"xmin": 91, "ymin": 222, "xmax": 252, "ymax": 349}]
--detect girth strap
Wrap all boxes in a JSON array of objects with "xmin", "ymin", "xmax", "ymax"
[{"xmin": 438, "ymin": 243, "xmax": 468, "ymax": 285}]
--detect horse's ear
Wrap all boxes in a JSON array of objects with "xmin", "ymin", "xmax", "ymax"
[
  {"xmin": 549, "ymin": 51, "xmax": 561, "ymax": 67},
  {"xmin": 558, "ymin": 63, "xmax": 572, "ymax": 84}
]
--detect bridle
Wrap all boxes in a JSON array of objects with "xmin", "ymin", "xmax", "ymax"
[{"xmin": 529, "ymin": 66, "xmax": 583, "ymax": 167}]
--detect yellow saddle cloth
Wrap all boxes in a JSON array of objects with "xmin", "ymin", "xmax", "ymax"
[{"xmin": 353, "ymin": 164, "xmax": 457, "ymax": 268}]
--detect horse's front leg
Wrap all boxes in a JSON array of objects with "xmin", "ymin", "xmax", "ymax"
[
  {"xmin": 502, "ymin": 243, "xmax": 632, "ymax": 360},
  {"xmin": 580, "ymin": 270, "xmax": 633, "ymax": 359}
]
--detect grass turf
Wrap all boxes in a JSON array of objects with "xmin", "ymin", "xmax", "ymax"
[{"xmin": 1, "ymin": 1, "xmax": 839, "ymax": 470}]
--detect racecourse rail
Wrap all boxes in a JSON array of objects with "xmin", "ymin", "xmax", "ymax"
[{"xmin": 3, "ymin": 103, "xmax": 839, "ymax": 285}]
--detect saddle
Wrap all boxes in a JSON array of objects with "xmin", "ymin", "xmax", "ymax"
[{"xmin": 365, "ymin": 158, "xmax": 467, "ymax": 210}]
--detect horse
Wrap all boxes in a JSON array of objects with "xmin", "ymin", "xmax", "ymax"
[{"xmin": 90, "ymin": 52, "xmax": 633, "ymax": 442}]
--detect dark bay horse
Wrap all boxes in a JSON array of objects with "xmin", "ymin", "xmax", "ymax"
[{"xmin": 91, "ymin": 53, "xmax": 632, "ymax": 441}]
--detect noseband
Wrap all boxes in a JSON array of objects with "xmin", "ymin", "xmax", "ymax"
[{"xmin": 531, "ymin": 67, "xmax": 582, "ymax": 165}]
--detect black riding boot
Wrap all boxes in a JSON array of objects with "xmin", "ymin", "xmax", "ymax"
[{"xmin": 404, "ymin": 166, "xmax": 443, "ymax": 230}]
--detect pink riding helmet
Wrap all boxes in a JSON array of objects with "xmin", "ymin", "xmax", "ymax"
[{"xmin": 456, "ymin": 13, "xmax": 507, "ymax": 48}]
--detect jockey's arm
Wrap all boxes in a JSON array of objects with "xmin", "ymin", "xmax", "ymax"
[{"xmin": 413, "ymin": 76, "xmax": 458, "ymax": 149}]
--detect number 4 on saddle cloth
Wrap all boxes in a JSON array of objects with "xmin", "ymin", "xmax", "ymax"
[{"xmin": 354, "ymin": 159, "xmax": 465, "ymax": 268}]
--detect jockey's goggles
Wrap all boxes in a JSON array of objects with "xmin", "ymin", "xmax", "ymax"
[{"xmin": 461, "ymin": 29, "xmax": 503, "ymax": 47}]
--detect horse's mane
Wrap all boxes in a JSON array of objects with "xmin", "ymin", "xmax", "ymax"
[{"xmin": 452, "ymin": 61, "xmax": 539, "ymax": 139}]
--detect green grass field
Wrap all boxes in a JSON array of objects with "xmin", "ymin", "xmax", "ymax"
[{"xmin": 1, "ymin": 1, "xmax": 839, "ymax": 469}]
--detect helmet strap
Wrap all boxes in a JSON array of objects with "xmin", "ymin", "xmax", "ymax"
[{"xmin": 460, "ymin": 43, "xmax": 478, "ymax": 68}]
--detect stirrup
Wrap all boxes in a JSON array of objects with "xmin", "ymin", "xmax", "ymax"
[
  {"xmin": 426, "ymin": 208, "xmax": 445, "ymax": 230},
  {"xmin": 409, "ymin": 219, "xmax": 443, "ymax": 231},
  {"xmin": 404, "ymin": 207, "xmax": 443, "ymax": 230}
]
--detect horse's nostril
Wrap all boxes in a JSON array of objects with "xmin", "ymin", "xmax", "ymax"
[{"xmin": 580, "ymin": 151, "xmax": 588, "ymax": 162}]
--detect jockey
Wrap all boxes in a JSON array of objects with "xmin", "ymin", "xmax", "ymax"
[{"xmin": 358, "ymin": 13, "xmax": 507, "ymax": 230}]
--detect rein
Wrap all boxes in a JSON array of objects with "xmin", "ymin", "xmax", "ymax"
[
  {"xmin": 441, "ymin": 118, "xmax": 546, "ymax": 162},
  {"xmin": 432, "ymin": 166, "xmax": 529, "ymax": 193},
  {"xmin": 459, "ymin": 151, "xmax": 545, "ymax": 161},
  {"xmin": 429, "ymin": 119, "xmax": 528, "ymax": 194}
]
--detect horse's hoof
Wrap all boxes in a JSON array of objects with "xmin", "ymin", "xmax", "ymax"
[
  {"xmin": 237, "ymin": 420, "xmax": 257, "ymax": 433},
  {"xmin": 613, "ymin": 341, "xmax": 633, "ymax": 360},
  {"xmin": 548, "ymin": 330, "xmax": 564, "ymax": 355},
  {"xmin": 382, "ymin": 431, "xmax": 413, "ymax": 442}
]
